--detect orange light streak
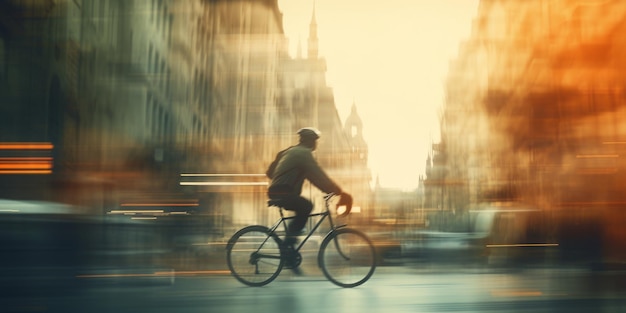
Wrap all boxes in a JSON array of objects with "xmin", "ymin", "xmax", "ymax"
[
  {"xmin": 0, "ymin": 142, "xmax": 54, "ymax": 150},
  {"xmin": 491, "ymin": 290, "xmax": 543, "ymax": 297},
  {"xmin": 0, "ymin": 170, "xmax": 52, "ymax": 174},
  {"xmin": 575, "ymin": 154, "xmax": 619, "ymax": 158},
  {"xmin": 576, "ymin": 167, "xmax": 618, "ymax": 174},
  {"xmin": 0, "ymin": 163, "xmax": 52, "ymax": 170},
  {"xmin": 180, "ymin": 173, "xmax": 265, "ymax": 177},
  {"xmin": 0, "ymin": 150, "xmax": 53, "ymax": 175},
  {"xmin": 0, "ymin": 157, "xmax": 53, "ymax": 161}
]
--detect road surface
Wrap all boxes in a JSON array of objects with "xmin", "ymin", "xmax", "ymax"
[{"xmin": 2, "ymin": 265, "xmax": 625, "ymax": 313}]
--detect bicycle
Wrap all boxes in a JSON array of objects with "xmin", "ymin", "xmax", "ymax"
[{"xmin": 226, "ymin": 193, "xmax": 376, "ymax": 288}]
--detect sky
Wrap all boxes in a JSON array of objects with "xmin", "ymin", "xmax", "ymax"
[{"xmin": 277, "ymin": 0, "xmax": 479, "ymax": 190}]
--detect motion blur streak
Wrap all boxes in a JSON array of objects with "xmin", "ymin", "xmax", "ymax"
[
  {"xmin": 179, "ymin": 182, "xmax": 268, "ymax": 186},
  {"xmin": 0, "ymin": 143, "xmax": 54, "ymax": 150},
  {"xmin": 180, "ymin": 174, "xmax": 266, "ymax": 177},
  {"xmin": 0, "ymin": 159, "xmax": 52, "ymax": 170},
  {"xmin": 486, "ymin": 244, "xmax": 559, "ymax": 248},
  {"xmin": 491, "ymin": 290, "xmax": 544, "ymax": 297},
  {"xmin": 0, "ymin": 170, "xmax": 52, "ymax": 174},
  {"xmin": 76, "ymin": 270, "xmax": 229, "ymax": 279},
  {"xmin": 179, "ymin": 173, "xmax": 269, "ymax": 186},
  {"xmin": 119, "ymin": 203, "xmax": 199, "ymax": 207},
  {"xmin": 108, "ymin": 210, "xmax": 165, "ymax": 214},
  {"xmin": 575, "ymin": 154, "xmax": 619, "ymax": 158},
  {"xmin": 0, "ymin": 143, "xmax": 54, "ymax": 174}
]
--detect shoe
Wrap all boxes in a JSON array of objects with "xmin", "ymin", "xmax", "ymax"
[
  {"xmin": 284, "ymin": 250, "xmax": 304, "ymax": 276},
  {"xmin": 282, "ymin": 245, "xmax": 302, "ymax": 269},
  {"xmin": 290, "ymin": 266, "xmax": 304, "ymax": 276}
]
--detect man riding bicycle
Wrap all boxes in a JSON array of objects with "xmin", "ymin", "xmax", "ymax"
[{"xmin": 266, "ymin": 127, "xmax": 352, "ymax": 260}]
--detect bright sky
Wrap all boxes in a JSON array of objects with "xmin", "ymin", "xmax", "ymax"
[{"xmin": 278, "ymin": 0, "xmax": 479, "ymax": 190}]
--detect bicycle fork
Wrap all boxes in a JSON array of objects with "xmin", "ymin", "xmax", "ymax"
[{"xmin": 332, "ymin": 236, "xmax": 352, "ymax": 261}]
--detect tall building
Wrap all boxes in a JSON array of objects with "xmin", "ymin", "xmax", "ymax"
[
  {"xmin": 0, "ymin": 1, "xmax": 83, "ymax": 201},
  {"xmin": 343, "ymin": 103, "xmax": 372, "ymax": 219},
  {"xmin": 439, "ymin": 0, "xmax": 626, "ymax": 263}
]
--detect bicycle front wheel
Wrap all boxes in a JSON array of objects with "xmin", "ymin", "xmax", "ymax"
[
  {"xmin": 318, "ymin": 228, "xmax": 376, "ymax": 288},
  {"xmin": 226, "ymin": 225, "xmax": 284, "ymax": 287}
]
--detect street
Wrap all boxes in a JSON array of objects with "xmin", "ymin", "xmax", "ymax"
[{"xmin": 3, "ymin": 264, "xmax": 626, "ymax": 313}]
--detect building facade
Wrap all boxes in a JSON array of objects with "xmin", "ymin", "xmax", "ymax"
[
  {"xmin": 0, "ymin": 0, "xmax": 373, "ymax": 235},
  {"xmin": 436, "ymin": 0, "xmax": 626, "ymax": 262}
]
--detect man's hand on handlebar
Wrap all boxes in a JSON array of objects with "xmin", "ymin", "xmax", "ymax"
[{"xmin": 336, "ymin": 192, "xmax": 352, "ymax": 207}]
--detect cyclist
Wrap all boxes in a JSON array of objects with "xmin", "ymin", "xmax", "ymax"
[{"xmin": 266, "ymin": 127, "xmax": 352, "ymax": 268}]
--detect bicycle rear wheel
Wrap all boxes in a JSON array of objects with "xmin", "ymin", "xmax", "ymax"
[
  {"xmin": 226, "ymin": 225, "xmax": 284, "ymax": 286},
  {"xmin": 318, "ymin": 228, "xmax": 376, "ymax": 288}
]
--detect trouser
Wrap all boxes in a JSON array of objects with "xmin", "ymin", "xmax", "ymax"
[{"xmin": 268, "ymin": 193, "xmax": 313, "ymax": 239}]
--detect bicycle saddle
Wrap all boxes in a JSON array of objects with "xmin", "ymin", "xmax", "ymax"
[{"xmin": 267, "ymin": 199, "xmax": 287, "ymax": 208}]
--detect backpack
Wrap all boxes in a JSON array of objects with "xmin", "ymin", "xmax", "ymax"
[{"xmin": 266, "ymin": 147, "xmax": 290, "ymax": 179}]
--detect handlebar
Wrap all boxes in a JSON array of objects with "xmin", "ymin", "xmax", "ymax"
[
  {"xmin": 325, "ymin": 192, "xmax": 352, "ymax": 217},
  {"xmin": 324, "ymin": 192, "xmax": 338, "ymax": 202}
]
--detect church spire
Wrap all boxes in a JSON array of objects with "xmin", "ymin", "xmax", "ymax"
[
  {"xmin": 344, "ymin": 101, "xmax": 367, "ymax": 163},
  {"xmin": 307, "ymin": 1, "xmax": 318, "ymax": 59}
]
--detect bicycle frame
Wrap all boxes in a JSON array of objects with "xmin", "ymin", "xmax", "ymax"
[{"xmin": 267, "ymin": 193, "xmax": 345, "ymax": 253}]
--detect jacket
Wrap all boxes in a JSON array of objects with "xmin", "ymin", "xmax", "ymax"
[{"xmin": 266, "ymin": 144, "xmax": 341, "ymax": 197}]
